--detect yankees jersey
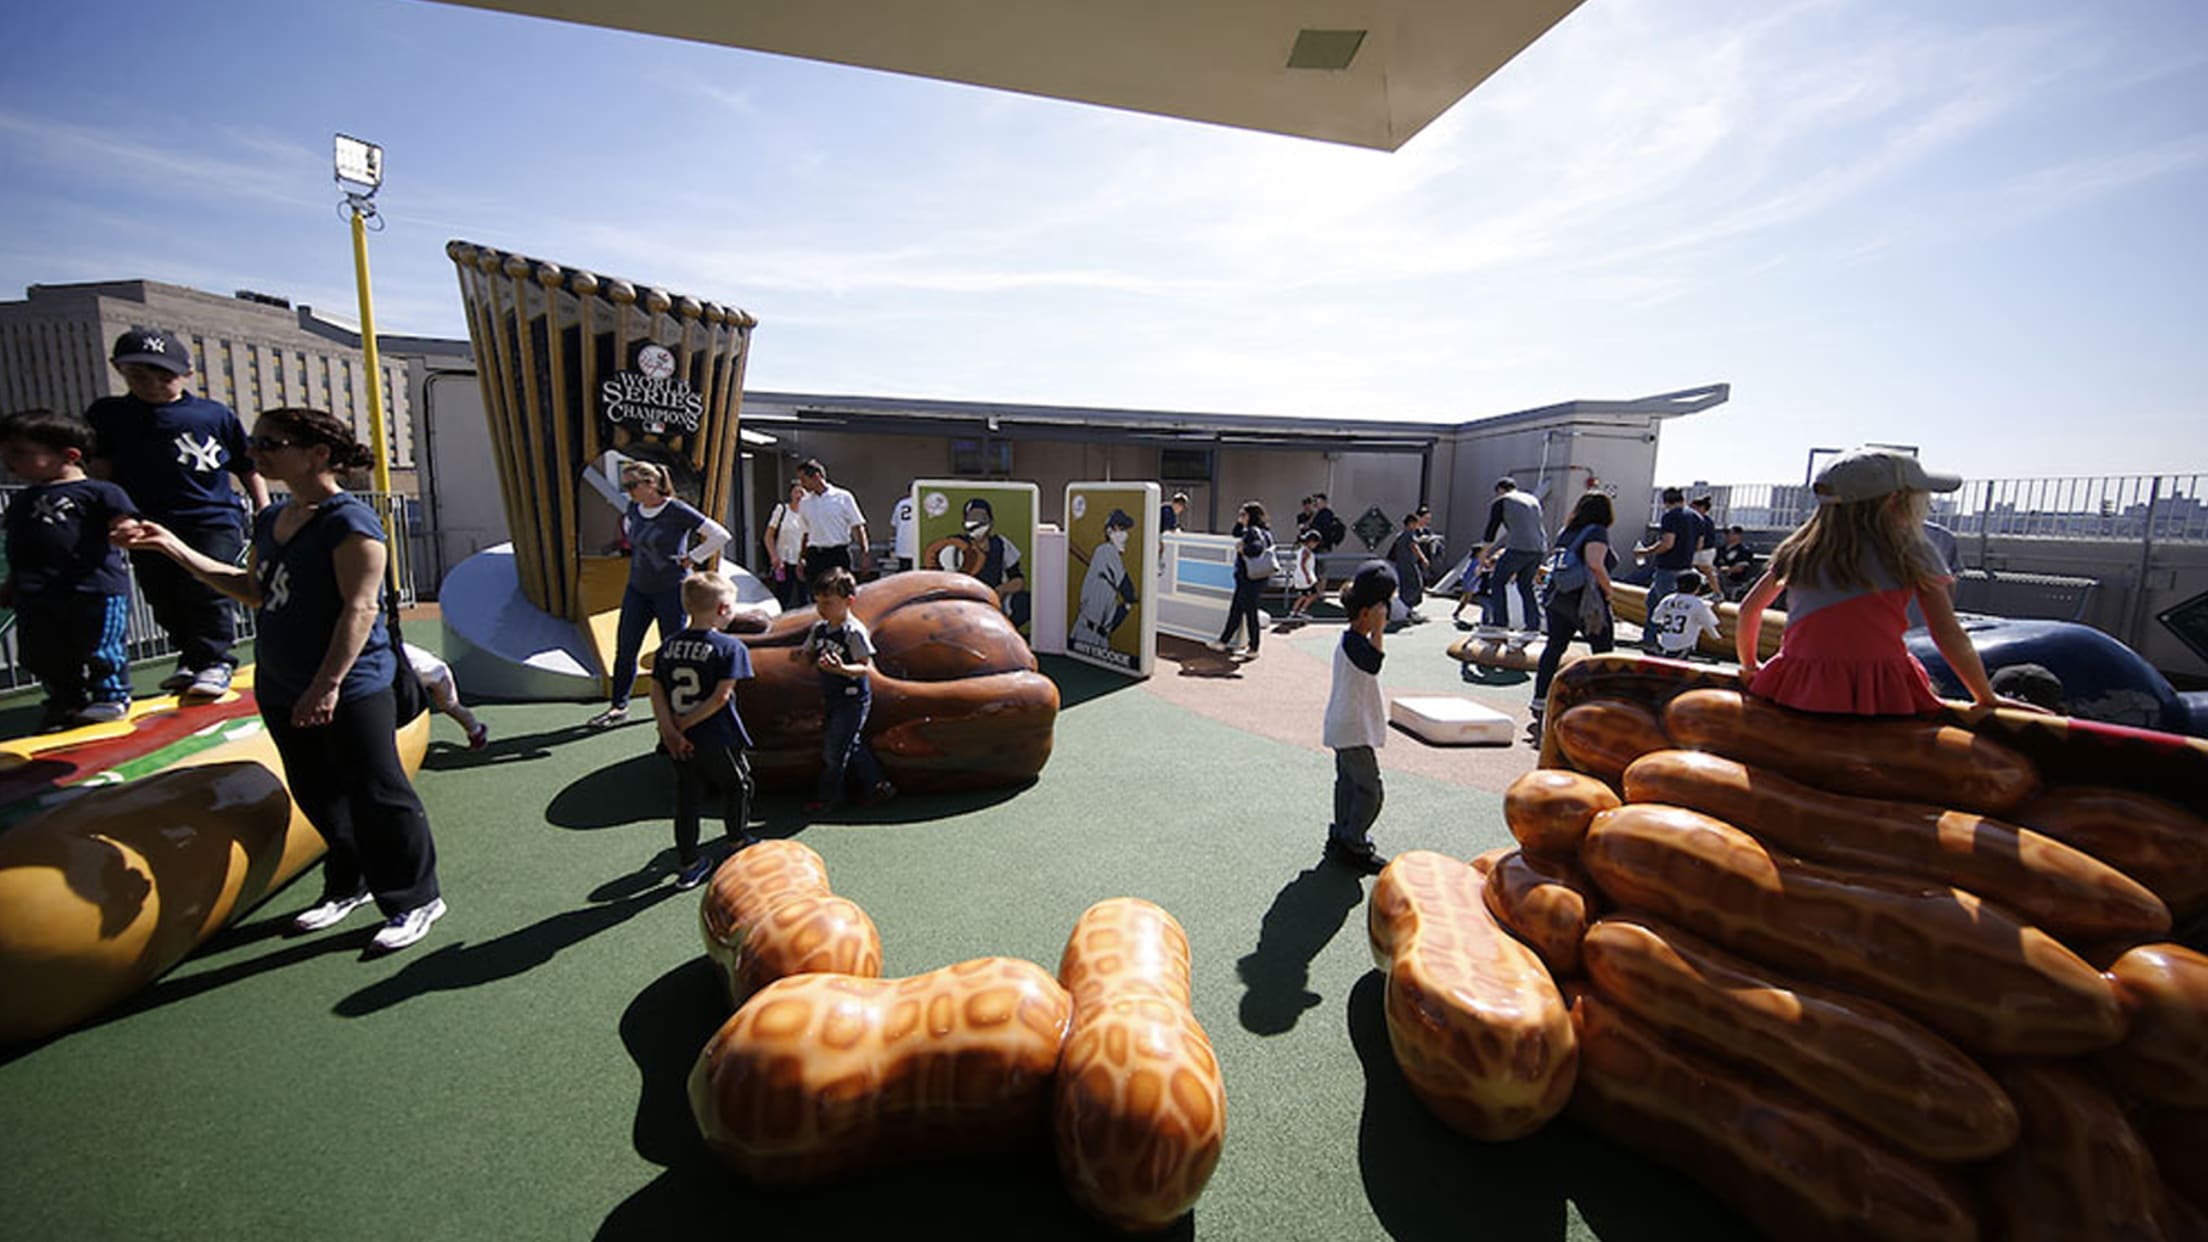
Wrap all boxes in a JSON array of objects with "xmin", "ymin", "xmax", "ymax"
[
  {"xmin": 623, "ymin": 497, "xmax": 710, "ymax": 593},
  {"xmin": 805, "ymin": 616, "xmax": 875, "ymax": 703},
  {"xmin": 651, "ymin": 627, "xmax": 755, "ymax": 749},
  {"xmin": 249, "ymin": 494, "xmax": 394, "ymax": 710},
  {"xmin": 2, "ymin": 478, "xmax": 138, "ymax": 596},
  {"xmin": 86, "ymin": 393, "xmax": 253, "ymax": 523}
]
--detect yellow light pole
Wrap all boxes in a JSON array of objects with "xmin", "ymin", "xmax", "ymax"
[{"xmin": 334, "ymin": 134, "xmax": 394, "ymax": 532}]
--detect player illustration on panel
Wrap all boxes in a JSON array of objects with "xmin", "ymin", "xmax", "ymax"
[
  {"xmin": 1070, "ymin": 508, "xmax": 1139, "ymax": 653},
  {"xmin": 925, "ymin": 496, "xmax": 1030, "ymax": 631}
]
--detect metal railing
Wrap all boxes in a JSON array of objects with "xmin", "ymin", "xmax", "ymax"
[
  {"xmin": 0, "ymin": 488, "xmax": 418, "ymax": 693},
  {"xmin": 1651, "ymin": 474, "xmax": 2208, "ymax": 546}
]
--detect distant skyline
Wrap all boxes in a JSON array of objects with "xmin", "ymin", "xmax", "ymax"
[{"xmin": 2, "ymin": 0, "xmax": 2202, "ymax": 485}]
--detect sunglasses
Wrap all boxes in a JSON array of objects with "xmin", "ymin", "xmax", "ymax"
[{"xmin": 248, "ymin": 436, "xmax": 299, "ymax": 451}]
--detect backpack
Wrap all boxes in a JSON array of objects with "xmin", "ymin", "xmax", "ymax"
[
  {"xmin": 1538, "ymin": 527, "xmax": 1595, "ymax": 605},
  {"xmin": 1321, "ymin": 511, "xmax": 1347, "ymax": 551}
]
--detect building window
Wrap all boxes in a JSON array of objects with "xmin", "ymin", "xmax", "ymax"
[
  {"xmin": 950, "ymin": 437, "xmax": 1012, "ymax": 478},
  {"xmin": 1160, "ymin": 447, "xmax": 1213, "ymax": 482}
]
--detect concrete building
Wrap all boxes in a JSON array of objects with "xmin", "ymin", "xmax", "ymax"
[
  {"xmin": 0, "ymin": 279, "xmax": 418, "ymax": 491},
  {"xmin": 411, "ymin": 357, "xmax": 1729, "ymax": 593}
]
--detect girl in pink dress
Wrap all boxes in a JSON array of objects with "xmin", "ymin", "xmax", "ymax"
[{"xmin": 1735, "ymin": 448, "xmax": 2018, "ymax": 717}]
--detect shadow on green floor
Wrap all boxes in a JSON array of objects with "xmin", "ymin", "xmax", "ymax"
[
  {"xmin": 1039, "ymin": 654, "xmax": 1146, "ymax": 711},
  {"xmin": 1235, "ymin": 858, "xmax": 1367, "ymax": 1036},
  {"xmin": 1346, "ymin": 972, "xmax": 1749, "ymax": 1241},
  {"xmin": 596, "ymin": 958, "xmax": 1185, "ymax": 1241},
  {"xmin": 333, "ymin": 882, "xmax": 681, "ymax": 1017}
]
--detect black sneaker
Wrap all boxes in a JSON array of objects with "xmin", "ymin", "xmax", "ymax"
[
  {"xmin": 1324, "ymin": 837, "xmax": 1388, "ymax": 875},
  {"xmin": 675, "ymin": 857, "xmax": 716, "ymax": 891}
]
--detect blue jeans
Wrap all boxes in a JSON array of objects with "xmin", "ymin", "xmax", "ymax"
[
  {"xmin": 609, "ymin": 582, "xmax": 686, "ymax": 707},
  {"xmin": 818, "ymin": 695, "xmax": 884, "ymax": 804},
  {"xmin": 131, "ymin": 513, "xmax": 244, "ymax": 670},
  {"xmin": 1483, "ymin": 548, "xmax": 1543, "ymax": 629}
]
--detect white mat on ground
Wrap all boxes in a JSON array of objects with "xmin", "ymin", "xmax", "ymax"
[{"xmin": 1388, "ymin": 695, "xmax": 1516, "ymax": 745}]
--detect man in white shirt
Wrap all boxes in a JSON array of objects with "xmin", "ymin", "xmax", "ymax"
[
  {"xmin": 892, "ymin": 491, "xmax": 917, "ymax": 571},
  {"xmin": 1646, "ymin": 567, "xmax": 1722, "ymax": 659},
  {"xmin": 796, "ymin": 458, "xmax": 869, "ymax": 586}
]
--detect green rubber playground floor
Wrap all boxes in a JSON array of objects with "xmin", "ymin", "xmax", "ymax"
[{"xmin": 0, "ymin": 613, "xmax": 1755, "ymax": 1241}]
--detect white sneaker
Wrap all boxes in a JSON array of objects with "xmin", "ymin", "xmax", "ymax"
[
  {"xmin": 293, "ymin": 891, "xmax": 376, "ymax": 933},
  {"xmin": 76, "ymin": 701, "xmax": 131, "ymax": 724},
  {"xmin": 370, "ymin": 898, "xmax": 447, "ymax": 952},
  {"xmin": 1205, "ymin": 640, "xmax": 1230, "ymax": 652},
  {"xmin": 586, "ymin": 704, "xmax": 629, "ymax": 728},
  {"xmin": 183, "ymin": 665, "xmax": 233, "ymax": 700},
  {"xmin": 158, "ymin": 664, "xmax": 195, "ymax": 692}
]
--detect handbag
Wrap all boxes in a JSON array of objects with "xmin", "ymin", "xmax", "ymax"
[
  {"xmin": 1577, "ymin": 584, "xmax": 1612, "ymax": 639},
  {"xmin": 383, "ymin": 587, "xmax": 431, "ymax": 725},
  {"xmin": 1240, "ymin": 531, "xmax": 1279, "ymax": 579}
]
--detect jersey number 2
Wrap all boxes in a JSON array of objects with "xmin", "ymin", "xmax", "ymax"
[{"xmin": 669, "ymin": 667, "xmax": 705, "ymax": 715}]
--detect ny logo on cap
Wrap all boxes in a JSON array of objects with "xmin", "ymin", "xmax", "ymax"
[{"xmin": 138, "ymin": 335, "xmax": 167, "ymax": 353}]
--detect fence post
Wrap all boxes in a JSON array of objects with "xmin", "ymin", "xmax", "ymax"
[
  {"xmin": 1976, "ymin": 479, "xmax": 1993, "ymax": 571},
  {"xmin": 2127, "ymin": 475, "xmax": 2162, "ymax": 649}
]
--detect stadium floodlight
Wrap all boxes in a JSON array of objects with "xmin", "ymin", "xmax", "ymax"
[{"xmin": 334, "ymin": 134, "xmax": 383, "ymax": 195}]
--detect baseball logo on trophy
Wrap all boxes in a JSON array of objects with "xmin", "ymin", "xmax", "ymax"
[{"xmin": 602, "ymin": 342, "xmax": 703, "ymax": 435}]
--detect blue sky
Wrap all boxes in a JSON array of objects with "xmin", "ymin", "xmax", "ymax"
[{"xmin": 2, "ymin": 0, "xmax": 2202, "ymax": 485}]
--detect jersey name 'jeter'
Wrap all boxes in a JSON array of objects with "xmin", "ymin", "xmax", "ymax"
[{"xmin": 658, "ymin": 637, "xmax": 725, "ymax": 664}]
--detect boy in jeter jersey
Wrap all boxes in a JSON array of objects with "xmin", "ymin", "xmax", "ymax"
[
  {"xmin": 1, "ymin": 409, "xmax": 142, "ymax": 730},
  {"xmin": 650, "ymin": 571, "xmax": 759, "ymax": 890}
]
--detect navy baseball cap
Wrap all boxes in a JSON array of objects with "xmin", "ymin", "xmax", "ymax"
[
  {"xmin": 112, "ymin": 328, "xmax": 193, "ymax": 374},
  {"xmin": 1345, "ymin": 560, "xmax": 1398, "ymax": 611}
]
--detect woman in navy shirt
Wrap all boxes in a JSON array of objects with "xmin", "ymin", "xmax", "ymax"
[
  {"xmin": 588, "ymin": 459, "xmax": 730, "ymax": 727},
  {"xmin": 124, "ymin": 407, "xmax": 447, "ymax": 953}
]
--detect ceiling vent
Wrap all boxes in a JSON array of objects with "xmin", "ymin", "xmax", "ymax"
[{"xmin": 1287, "ymin": 28, "xmax": 1366, "ymax": 70}]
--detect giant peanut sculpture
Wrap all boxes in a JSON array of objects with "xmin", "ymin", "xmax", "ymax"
[
  {"xmin": 1366, "ymin": 850, "xmax": 1576, "ymax": 1140},
  {"xmin": 1053, "ymin": 898, "xmax": 1227, "ymax": 1232},
  {"xmin": 697, "ymin": 840, "xmax": 881, "ymax": 1010},
  {"xmin": 689, "ymin": 886, "xmax": 1228, "ymax": 1230},
  {"xmin": 1452, "ymin": 654, "xmax": 2208, "ymax": 1240},
  {"xmin": 688, "ymin": 956, "xmax": 1075, "ymax": 1184}
]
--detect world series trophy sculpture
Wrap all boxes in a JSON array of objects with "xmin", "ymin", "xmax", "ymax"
[{"xmin": 445, "ymin": 240, "xmax": 754, "ymax": 627}]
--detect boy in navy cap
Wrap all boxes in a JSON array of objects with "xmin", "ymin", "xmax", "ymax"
[
  {"xmin": 1, "ymin": 410, "xmax": 142, "ymax": 730},
  {"xmin": 86, "ymin": 328, "xmax": 268, "ymax": 701},
  {"xmin": 1322, "ymin": 561, "xmax": 1397, "ymax": 874}
]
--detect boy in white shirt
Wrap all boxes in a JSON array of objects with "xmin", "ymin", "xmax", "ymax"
[
  {"xmin": 1646, "ymin": 567, "xmax": 1722, "ymax": 660},
  {"xmin": 1322, "ymin": 561, "xmax": 1398, "ymax": 874}
]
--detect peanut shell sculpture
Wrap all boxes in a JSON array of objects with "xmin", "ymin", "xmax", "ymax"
[
  {"xmin": 1052, "ymin": 899, "xmax": 1226, "ymax": 1232},
  {"xmin": 697, "ymin": 840, "xmax": 882, "ymax": 1010},
  {"xmin": 688, "ymin": 957, "xmax": 1074, "ymax": 1184},
  {"xmin": 735, "ymin": 572, "xmax": 1057, "ymax": 793},
  {"xmin": 1505, "ymin": 656, "xmax": 2208, "ymax": 1242},
  {"xmin": 1366, "ymin": 850, "xmax": 1576, "ymax": 1140}
]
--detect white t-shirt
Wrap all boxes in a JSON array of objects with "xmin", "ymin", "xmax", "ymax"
[
  {"xmin": 802, "ymin": 483, "xmax": 866, "ymax": 549},
  {"xmin": 893, "ymin": 496, "xmax": 918, "ymax": 560},
  {"xmin": 1648, "ymin": 593, "xmax": 1722, "ymax": 656},
  {"xmin": 768, "ymin": 502, "xmax": 806, "ymax": 563}
]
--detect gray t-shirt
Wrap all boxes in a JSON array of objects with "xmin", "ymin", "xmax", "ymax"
[{"xmin": 1486, "ymin": 490, "xmax": 1548, "ymax": 552}]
